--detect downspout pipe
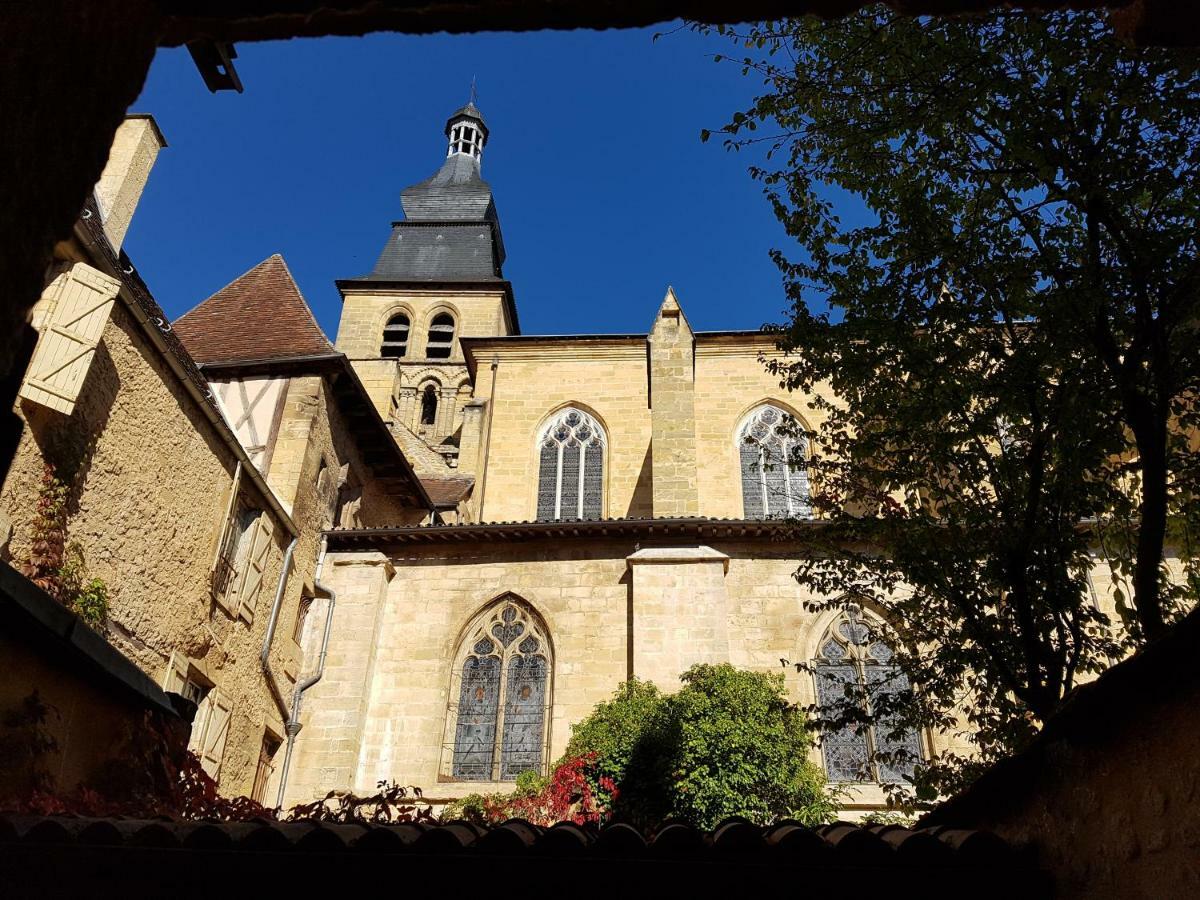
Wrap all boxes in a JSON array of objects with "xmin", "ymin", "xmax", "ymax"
[
  {"xmin": 260, "ymin": 536, "xmax": 298, "ymax": 721},
  {"xmin": 275, "ymin": 533, "xmax": 335, "ymax": 811}
]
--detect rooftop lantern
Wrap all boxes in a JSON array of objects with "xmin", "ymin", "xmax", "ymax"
[{"xmin": 445, "ymin": 100, "xmax": 488, "ymax": 163}]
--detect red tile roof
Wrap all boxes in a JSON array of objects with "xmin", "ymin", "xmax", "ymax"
[
  {"xmin": 173, "ymin": 254, "xmax": 334, "ymax": 365},
  {"xmin": 421, "ymin": 476, "xmax": 474, "ymax": 508}
]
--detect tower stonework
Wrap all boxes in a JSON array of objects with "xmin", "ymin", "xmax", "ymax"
[
  {"xmin": 648, "ymin": 287, "xmax": 700, "ymax": 516},
  {"xmin": 334, "ymin": 101, "xmax": 517, "ymax": 473}
]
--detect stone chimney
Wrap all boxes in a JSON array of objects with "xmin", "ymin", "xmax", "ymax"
[
  {"xmin": 647, "ymin": 286, "xmax": 699, "ymax": 517},
  {"xmin": 93, "ymin": 114, "xmax": 166, "ymax": 252}
]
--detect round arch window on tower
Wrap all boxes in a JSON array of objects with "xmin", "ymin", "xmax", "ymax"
[{"xmin": 426, "ymin": 313, "xmax": 455, "ymax": 359}]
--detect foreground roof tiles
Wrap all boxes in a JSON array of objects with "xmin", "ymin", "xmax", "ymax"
[
  {"xmin": 0, "ymin": 815, "xmax": 1047, "ymax": 898},
  {"xmin": 173, "ymin": 254, "xmax": 335, "ymax": 365}
]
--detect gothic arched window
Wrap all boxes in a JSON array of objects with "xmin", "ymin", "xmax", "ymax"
[
  {"xmin": 381, "ymin": 313, "xmax": 410, "ymax": 358},
  {"xmin": 420, "ymin": 384, "xmax": 439, "ymax": 426},
  {"xmin": 738, "ymin": 404, "xmax": 811, "ymax": 519},
  {"xmin": 426, "ymin": 313, "xmax": 455, "ymax": 359},
  {"xmin": 812, "ymin": 609, "xmax": 922, "ymax": 784},
  {"xmin": 450, "ymin": 599, "xmax": 551, "ymax": 781},
  {"xmin": 536, "ymin": 408, "xmax": 605, "ymax": 521}
]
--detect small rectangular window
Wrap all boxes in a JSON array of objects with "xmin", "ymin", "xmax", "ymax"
[
  {"xmin": 293, "ymin": 591, "xmax": 313, "ymax": 644},
  {"xmin": 251, "ymin": 733, "xmax": 281, "ymax": 804}
]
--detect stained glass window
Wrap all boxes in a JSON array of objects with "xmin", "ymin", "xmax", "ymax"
[
  {"xmin": 738, "ymin": 405, "xmax": 811, "ymax": 519},
  {"xmin": 812, "ymin": 609, "xmax": 922, "ymax": 784},
  {"xmin": 535, "ymin": 408, "xmax": 605, "ymax": 520},
  {"xmin": 449, "ymin": 598, "xmax": 552, "ymax": 782}
]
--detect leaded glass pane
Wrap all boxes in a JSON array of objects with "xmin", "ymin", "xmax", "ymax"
[
  {"xmin": 791, "ymin": 440, "xmax": 813, "ymax": 517},
  {"xmin": 536, "ymin": 409, "xmax": 607, "ymax": 522},
  {"xmin": 492, "ymin": 606, "xmax": 524, "ymax": 647},
  {"xmin": 865, "ymin": 665, "xmax": 921, "ymax": 784},
  {"xmin": 582, "ymin": 441, "xmax": 603, "ymax": 519},
  {"xmin": 560, "ymin": 441, "xmax": 581, "ymax": 519},
  {"xmin": 518, "ymin": 636, "xmax": 539, "ymax": 654},
  {"xmin": 762, "ymin": 438, "xmax": 789, "ymax": 519},
  {"xmin": 499, "ymin": 655, "xmax": 547, "ymax": 779},
  {"xmin": 839, "ymin": 618, "xmax": 870, "ymax": 645},
  {"xmin": 452, "ymin": 655, "xmax": 500, "ymax": 780},
  {"xmin": 868, "ymin": 641, "xmax": 894, "ymax": 663},
  {"xmin": 536, "ymin": 443, "xmax": 558, "ymax": 520},
  {"xmin": 820, "ymin": 639, "xmax": 846, "ymax": 660},
  {"xmin": 814, "ymin": 663, "xmax": 871, "ymax": 782},
  {"xmin": 740, "ymin": 441, "xmax": 763, "ymax": 518}
]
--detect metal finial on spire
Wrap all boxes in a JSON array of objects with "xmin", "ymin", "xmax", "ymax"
[{"xmin": 469, "ymin": 76, "xmax": 478, "ymax": 106}]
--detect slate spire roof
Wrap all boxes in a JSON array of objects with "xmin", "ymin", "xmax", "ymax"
[
  {"xmin": 355, "ymin": 102, "xmax": 506, "ymax": 283},
  {"xmin": 173, "ymin": 254, "xmax": 335, "ymax": 365}
]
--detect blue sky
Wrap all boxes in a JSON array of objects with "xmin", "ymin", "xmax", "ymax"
[{"xmin": 127, "ymin": 25, "xmax": 795, "ymax": 338}]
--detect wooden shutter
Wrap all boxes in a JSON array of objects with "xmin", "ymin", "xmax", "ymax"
[
  {"xmin": 161, "ymin": 651, "xmax": 189, "ymax": 694},
  {"xmin": 19, "ymin": 262, "xmax": 120, "ymax": 414},
  {"xmin": 210, "ymin": 462, "xmax": 243, "ymax": 576},
  {"xmin": 196, "ymin": 690, "xmax": 233, "ymax": 782},
  {"xmin": 237, "ymin": 513, "xmax": 274, "ymax": 624}
]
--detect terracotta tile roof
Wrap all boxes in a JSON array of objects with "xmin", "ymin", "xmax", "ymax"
[
  {"xmin": 421, "ymin": 476, "xmax": 474, "ymax": 508},
  {"xmin": 0, "ymin": 813, "xmax": 1033, "ymax": 869},
  {"xmin": 172, "ymin": 254, "xmax": 334, "ymax": 365}
]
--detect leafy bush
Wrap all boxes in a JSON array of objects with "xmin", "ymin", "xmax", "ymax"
[
  {"xmin": 617, "ymin": 664, "xmax": 834, "ymax": 829},
  {"xmin": 563, "ymin": 678, "xmax": 663, "ymax": 812}
]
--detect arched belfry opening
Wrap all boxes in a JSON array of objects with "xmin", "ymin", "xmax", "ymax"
[{"xmin": 420, "ymin": 384, "xmax": 438, "ymax": 426}]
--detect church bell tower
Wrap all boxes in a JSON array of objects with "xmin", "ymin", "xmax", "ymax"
[{"xmin": 333, "ymin": 98, "xmax": 519, "ymax": 470}]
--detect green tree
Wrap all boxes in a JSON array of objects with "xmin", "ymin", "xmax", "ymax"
[
  {"xmin": 704, "ymin": 10, "xmax": 1200, "ymax": 796},
  {"xmin": 571, "ymin": 666, "xmax": 832, "ymax": 829}
]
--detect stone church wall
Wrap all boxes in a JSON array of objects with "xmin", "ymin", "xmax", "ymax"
[
  {"xmin": 283, "ymin": 537, "xmax": 969, "ymax": 810},
  {"xmin": 471, "ymin": 341, "xmax": 654, "ymax": 522}
]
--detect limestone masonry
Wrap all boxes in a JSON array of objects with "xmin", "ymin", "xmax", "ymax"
[{"xmin": 3, "ymin": 104, "xmax": 1151, "ymax": 817}]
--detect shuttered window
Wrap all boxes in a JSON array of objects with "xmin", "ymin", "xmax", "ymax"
[
  {"xmin": 191, "ymin": 689, "xmax": 234, "ymax": 782},
  {"xmin": 213, "ymin": 495, "xmax": 275, "ymax": 622},
  {"xmin": 162, "ymin": 654, "xmax": 234, "ymax": 785},
  {"xmin": 20, "ymin": 262, "xmax": 120, "ymax": 414},
  {"xmin": 235, "ymin": 514, "xmax": 275, "ymax": 624}
]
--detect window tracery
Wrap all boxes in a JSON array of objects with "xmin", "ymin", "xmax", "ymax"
[
  {"xmin": 450, "ymin": 599, "xmax": 551, "ymax": 781},
  {"xmin": 535, "ymin": 408, "xmax": 605, "ymax": 520},
  {"xmin": 738, "ymin": 405, "xmax": 811, "ymax": 519},
  {"xmin": 812, "ymin": 608, "xmax": 922, "ymax": 784}
]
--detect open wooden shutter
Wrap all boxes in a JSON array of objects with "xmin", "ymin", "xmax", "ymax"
[
  {"xmin": 210, "ymin": 462, "xmax": 242, "ymax": 575},
  {"xmin": 196, "ymin": 690, "xmax": 233, "ymax": 782},
  {"xmin": 237, "ymin": 514, "xmax": 274, "ymax": 624},
  {"xmin": 161, "ymin": 651, "xmax": 189, "ymax": 694},
  {"xmin": 19, "ymin": 262, "xmax": 120, "ymax": 414}
]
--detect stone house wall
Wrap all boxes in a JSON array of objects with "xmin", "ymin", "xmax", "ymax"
[{"xmin": 1, "ymin": 277, "xmax": 296, "ymax": 798}]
